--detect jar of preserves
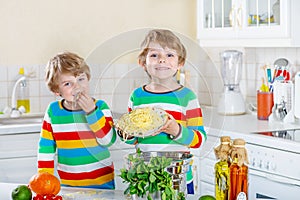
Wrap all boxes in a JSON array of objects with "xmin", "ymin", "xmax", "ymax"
[{"xmin": 229, "ymin": 139, "xmax": 249, "ymax": 200}]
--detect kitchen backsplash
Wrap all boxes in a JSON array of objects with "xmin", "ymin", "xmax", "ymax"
[{"xmin": 1, "ymin": 47, "xmax": 300, "ymax": 115}]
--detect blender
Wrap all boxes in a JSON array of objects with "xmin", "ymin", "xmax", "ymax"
[{"xmin": 218, "ymin": 50, "xmax": 246, "ymax": 115}]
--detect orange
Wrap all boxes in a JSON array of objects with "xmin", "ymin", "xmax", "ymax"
[{"xmin": 29, "ymin": 172, "xmax": 61, "ymax": 195}]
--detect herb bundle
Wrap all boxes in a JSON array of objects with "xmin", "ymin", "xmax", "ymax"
[{"xmin": 120, "ymin": 151, "xmax": 186, "ymax": 200}]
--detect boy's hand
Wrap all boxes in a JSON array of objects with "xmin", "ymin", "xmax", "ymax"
[
  {"xmin": 152, "ymin": 114, "xmax": 180, "ymax": 137},
  {"xmin": 76, "ymin": 92, "xmax": 96, "ymax": 113}
]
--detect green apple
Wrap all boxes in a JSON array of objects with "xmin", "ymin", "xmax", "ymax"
[
  {"xmin": 198, "ymin": 195, "xmax": 216, "ymax": 200},
  {"xmin": 11, "ymin": 185, "xmax": 32, "ymax": 200}
]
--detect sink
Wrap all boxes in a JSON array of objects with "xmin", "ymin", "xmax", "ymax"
[{"xmin": 0, "ymin": 114, "xmax": 43, "ymax": 125}]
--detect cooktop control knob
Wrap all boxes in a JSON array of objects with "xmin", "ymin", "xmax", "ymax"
[{"xmin": 264, "ymin": 161, "xmax": 270, "ymax": 170}]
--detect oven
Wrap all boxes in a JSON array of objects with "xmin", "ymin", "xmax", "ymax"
[
  {"xmin": 247, "ymin": 139, "xmax": 300, "ymax": 200},
  {"xmin": 249, "ymin": 169, "xmax": 300, "ymax": 199}
]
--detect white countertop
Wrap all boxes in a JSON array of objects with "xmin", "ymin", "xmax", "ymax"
[
  {"xmin": 202, "ymin": 106, "xmax": 300, "ymax": 153},
  {"xmin": 0, "ymin": 182, "xmax": 200, "ymax": 200}
]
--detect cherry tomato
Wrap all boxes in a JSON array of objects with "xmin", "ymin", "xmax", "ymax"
[
  {"xmin": 53, "ymin": 195, "xmax": 63, "ymax": 200},
  {"xmin": 44, "ymin": 194, "xmax": 55, "ymax": 200},
  {"xmin": 33, "ymin": 194, "xmax": 44, "ymax": 200}
]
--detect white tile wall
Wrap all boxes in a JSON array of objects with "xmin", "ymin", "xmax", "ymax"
[{"xmin": 1, "ymin": 48, "xmax": 300, "ymax": 114}]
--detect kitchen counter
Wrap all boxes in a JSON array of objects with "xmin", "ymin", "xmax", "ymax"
[
  {"xmin": 0, "ymin": 182, "xmax": 200, "ymax": 200},
  {"xmin": 202, "ymin": 106, "xmax": 300, "ymax": 153},
  {"xmin": 0, "ymin": 182, "xmax": 127, "ymax": 200},
  {"xmin": 0, "ymin": 113, "xmax": 43, "ymax": 135}
]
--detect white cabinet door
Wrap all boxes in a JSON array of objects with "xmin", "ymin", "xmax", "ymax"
[
  {"xmin": 0, "ymin": 133, "xmax": 39, "ymax": 183},
  {"xmin": 197, "ymin": 0, "xmax": 299, "ymax": 47},
  {"xmin": 0, "ymin": 133, "xmax": 39, "ymax": 159},
  {"xmin": 0, "ymin": 157, "xmax": 37, "ymax": 183}
]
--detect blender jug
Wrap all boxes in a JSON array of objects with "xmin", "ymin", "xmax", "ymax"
[{"xmin": 218, "ymin": 50, "xmax": 246, "ymax": 115}]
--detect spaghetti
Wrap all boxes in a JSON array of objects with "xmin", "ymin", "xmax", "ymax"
[{"xmin": 116, "ymin": 107, "xmax": 168, "ymax": 138}]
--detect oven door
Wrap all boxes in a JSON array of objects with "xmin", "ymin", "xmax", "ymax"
[{"xmin": 249, "ymin": 170, "xmax": 300, "ymax": 200}]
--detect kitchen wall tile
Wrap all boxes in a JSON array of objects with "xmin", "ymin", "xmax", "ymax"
[
  {"xmin": 0, "ymin": 66, "xmax": 8, "ymax": 81},
  {"xmin": 263, "ymin": 48, "xmax": 277, "ymax": 64},
  {"xmin": 114, "ymin": 64, "xmax": 130, "ymax": 78},
  {"xmin": 88, "ymin": 64, "xmax": 103, "ymax": 80},
  {"xmin": 112, "ymin": 94, "xmax": 130, "ymax": 113},
  {"xmin": 29, "ymin": 97, "xmax": 40, "ymax": 113},
  {"xmin": 99, "ymin": 78, "xmax": 115, "ymax": 94},
  {"xmin": 95, "ymin": 64, "xmax": 114, "ymax": 79},
  {"xmin": 40, "ymin": 96, "xmax": 56, "ymax": 113},
  {"xmin": 114, "ymin": 78, "xmax": 130, "ymax": 95},
  {"xmin": 0, "ymin": 99, "xmax": 7, "ymax": 112},
  {"xmin": 244, "ymin": 48, "xmax": 256, "ymax": 64},
  {"xmin": 29, "ymin": 80, "xmax": 39, "ymax": 97},
  {"xmin": 39, "ymin": 81, "xmax": 52, "ymax": 97},
  {"xmin": 0, "ymin": 82, "xmax": 8, "ymax": 98},
  {"xmin": 127, "ymin": 64, "xmax": 145, "ymax": 78}
]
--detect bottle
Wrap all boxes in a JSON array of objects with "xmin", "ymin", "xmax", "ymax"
[
  {"xmin": 214, "ymin": 136, "xmax": 231, "ymax": 200},
  {"xmin": 229, "ymin": 139, "xmax": 249, "ymax": 200},
  {"xmin": 17, "ymin": 67, "xmax": 30, "ymax": 113}
]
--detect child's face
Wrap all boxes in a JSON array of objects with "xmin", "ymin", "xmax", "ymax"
[
  {"xmin": 55, "ymin": 72, "xmax": 89, "ymax": 102},
  {"xmin": 143, "ymin": 43, "xmax": 183, "ymax": 80}
]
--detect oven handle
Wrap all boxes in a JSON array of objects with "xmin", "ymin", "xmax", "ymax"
[{"xmin": 250, "ymin": 170, "xmax": 300, "ymax": 187}]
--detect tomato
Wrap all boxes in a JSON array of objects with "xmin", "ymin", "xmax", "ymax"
[
  {"xmin": 53, "ymin": 195, "xmax": 63, "ymax": 200},
  {"xmin": 44, "ymin": 194, "xmax": 56, "ymax": 200},
  {"xmin": 33, "ymin": 194, "xmax": 44, "ymax": 200}
]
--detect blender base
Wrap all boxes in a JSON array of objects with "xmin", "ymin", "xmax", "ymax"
[{"xmin": 218, "ymin": 92, "xmax": 246, "ymax": 115}]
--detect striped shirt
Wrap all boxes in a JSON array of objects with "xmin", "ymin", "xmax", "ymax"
[
  {"xmin": 37, "ymin": 99, "xmax": 116, "ymax": 189},
  {"xmin": 125, "ymin": 85, "xmax": 207, "ymax": 152}
]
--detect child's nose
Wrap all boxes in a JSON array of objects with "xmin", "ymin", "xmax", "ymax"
[{"xmin": 159, "ymin": 55, "xmax": 166, "ymax": 63}]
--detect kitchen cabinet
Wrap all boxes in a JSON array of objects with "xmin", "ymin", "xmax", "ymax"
[
  {"xmin": 197, "ymin": 0, "xmax": 300, "ymax": 47},
  {"xmin": 0, "ymin": 132, "xmax": 40, "ymax": 183}
]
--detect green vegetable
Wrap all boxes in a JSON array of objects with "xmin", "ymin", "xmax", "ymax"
[{"xmin": 120, "ymin": 150, "xmax": 185, "ymax": 200}]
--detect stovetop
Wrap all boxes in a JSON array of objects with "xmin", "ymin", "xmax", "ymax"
[{"xmin": 255, "ymin": 129, "xmax": 300, "ymax": 142}]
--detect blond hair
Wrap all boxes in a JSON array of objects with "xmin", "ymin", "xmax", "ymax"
[
  {"xmin": 138, "ymin": 29, "xmax": 186, "ymax": 66},
  {"xmin": 45, "ymin": 52, "xmax": 91, "ymax": 93}
]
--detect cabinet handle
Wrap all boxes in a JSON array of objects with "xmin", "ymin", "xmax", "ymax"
[
  {"xmin": 237, "ymin": 6, "xmax": 243, "ymax": 29},
  {"xmin": 229, "ymin": 7, "xmax": 235, "ymax": 27}
]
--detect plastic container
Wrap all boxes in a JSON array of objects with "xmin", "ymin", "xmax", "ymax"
[
  {"xmin": 17, "ymin": 67, "xmax": 30, "ymax": 113},
  {"xmin": 257, "ymin": 91, "xmax": 274, "ymax": 120}
]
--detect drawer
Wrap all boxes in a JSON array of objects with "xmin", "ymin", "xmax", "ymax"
[
  {"xmin": 0, "ymin": 133, "xmax": 39, "ymax": 159},
  {"xmin": 0, "ymin": 156, "xmax": 37, "ymax": 183},
  {"xmin": 199, "ymin": 157, "xmax": 215, "ymax": 185}
]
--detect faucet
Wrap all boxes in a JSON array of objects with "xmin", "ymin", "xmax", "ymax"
[{"xmin": 10, "ymin": 76, "xmax": 26, "ymax": 118}]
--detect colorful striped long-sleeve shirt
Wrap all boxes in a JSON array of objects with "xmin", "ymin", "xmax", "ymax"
[
  {"xmin": 125, "ymin": 85, "xmax": 207, "ymax": 152},
  {"xmin": 37, "ymin": 99, "xmax": 116, "ymax": 189}
]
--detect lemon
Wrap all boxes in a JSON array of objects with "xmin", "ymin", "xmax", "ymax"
[
  {"xmin": 11, "ymin": 185, "xmax": 32, "ymax": 200},
  {"xmin": 198, "ymin": 195, "xmax": 216, "ymax": 200}
]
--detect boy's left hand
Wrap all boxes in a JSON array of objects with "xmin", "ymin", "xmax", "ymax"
[
  {"xmin": 76, "ymin": 92, "xmax": 96, "ymax": 113},
  {"xmin": 152, "ymin": 114, "xmax": 180, "ymax": 137}
]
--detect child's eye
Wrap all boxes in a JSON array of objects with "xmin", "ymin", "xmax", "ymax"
[
  {"xmin": 78, "ymin": 77, "xmax": 86, "ymax": 82},
  {"xmin": 149, "ymin": 53, "xmax": 158, "ymax": 58},
  {"xmin": 63, "ymin": 82, "xmax": 71, "ymax": 87},
  {"xmin": 167, "ymin": 53, "xmax": 174, "ymax": 57}
]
